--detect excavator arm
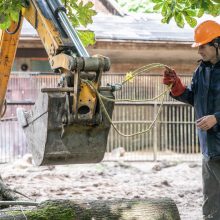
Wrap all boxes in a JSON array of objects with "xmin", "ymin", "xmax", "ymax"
[
  {"xmin": 0, "ymin": 0, "xmax": 115, "ymax": 165},
  {"xmin": 0, "ymin": 20, "xmax": 23, "ymax": 117}
]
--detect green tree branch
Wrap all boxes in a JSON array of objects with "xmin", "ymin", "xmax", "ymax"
[
  {"xmin": 0, "ymin": 0, "xmax": 96, "ymax": 46},
  {"xmin": 117, "ymin": 0, "xmax": 220, "ymax": 28},
  {"xmin": 152, "ymin": 0, "xmax": 220, "ymax": 28}
]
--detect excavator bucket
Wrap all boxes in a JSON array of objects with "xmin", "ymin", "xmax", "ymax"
[{"xmin": 17, "ymin": 89, "xmax": 114, "ymax": 166}]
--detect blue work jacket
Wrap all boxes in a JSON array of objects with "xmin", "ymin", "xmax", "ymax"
[{"xmin": 171, "ymin": 60, "xmax": 220, "ymax": 159}]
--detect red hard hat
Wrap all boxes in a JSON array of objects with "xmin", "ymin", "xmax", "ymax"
[{"xmin": 192, "ymin": 20, "xmax": 220, "ymax": 47}]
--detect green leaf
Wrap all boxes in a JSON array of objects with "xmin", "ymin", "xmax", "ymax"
[
  {"xmin": 174, "ymin": 12, "xmax": 184, "ymax": 28},
  {"xmin": 161, "ymin": 13, "xmax": 173, "ymax": 24},
  {"xmin": 161, "ymin": 17, "xmax": 168, "ymax": 23},
  {"xmin": 215, "ymin": 4, "xmax": 220, "ymax": 15},
  {"xmin": 10, "ymin": 11, "xmax": 19, "ymax": 22},
  {"xmin": 0, "ymin": 14, "xmax": 11, "ymax": 30},
  {"xmin": 197, "ymin": 8, "xmax": 204, "ymax": 17},
  {"xmin": 152, "ymin": 0, "xmax": 163, "ymax": 3},
  {"xmin": 0, "ymin": 0, "xmax": 22, "ymax": 29},
  {"xmin": 184, "ymin": 15, "xmax": 197, "ymax": 27},
  {"xmin": 207, "ymin": 2, "xmax": 220, "ymax": 16},
  {"xmin": 185, "ymin": 9, "xmax": 197, "ymax": 16},
  {"xmin": 175, "ymin": 3, "xmax": 183, "ymax": 10},
  {"xmin": 61, "ymin": 0, "xmax": 97, "ymax": 46},
  {"xmin": 176, "ymin": 0, "xmax": 185, "ymax": 3},
  {"xmin": 77, "ymin": 30, "xmax": 95, "ymax": 47},
  {"xmin": 69, "ymin": 0, "xmax": 97, "ymax": 27},
  {"xmin": 153, "ymin": 3, "xmax": 163, "ymax": 11},
  {"xmin": 161, "ymin": 3, "xmax": 168, "ymax": 16},
  {"xmin": 185, "ymin": 0, "xmax": 192, "ymax": 7}
]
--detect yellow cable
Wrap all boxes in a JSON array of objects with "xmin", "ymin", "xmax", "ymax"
[{"xmin": 82, "ymin": 63, "xmax": 173, "ymax": 137}]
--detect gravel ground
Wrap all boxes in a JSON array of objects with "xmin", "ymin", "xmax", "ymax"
[{"xmin": 0, "ymin": 154, "xmax": 203, "ymax": 219}]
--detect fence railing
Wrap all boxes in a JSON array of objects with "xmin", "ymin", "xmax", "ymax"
[{"xmin": 0, "ymin": 72, "xmax": 200, "ymax": 163}]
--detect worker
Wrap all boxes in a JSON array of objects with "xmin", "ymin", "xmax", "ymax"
[{"xmin": 162, "ymin": 20, "xmax": 220, "ymax": 220}]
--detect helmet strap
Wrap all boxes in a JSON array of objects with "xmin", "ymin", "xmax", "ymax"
[{"xmin": 216, "ymin": 48, "xmax": 219, "ymax": 61}]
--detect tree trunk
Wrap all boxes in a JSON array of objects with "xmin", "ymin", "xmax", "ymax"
[{"xmin": 0, "ymin": 198, "xmax": 180, "ymax": 220}]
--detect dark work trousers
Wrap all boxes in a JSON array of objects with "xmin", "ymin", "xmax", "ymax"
[{"xmin": 202, "ymin": 157, "xmax": 220, "ymax": 219}]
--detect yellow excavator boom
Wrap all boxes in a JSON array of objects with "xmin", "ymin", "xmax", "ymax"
[{"xmin": 0, "ymin": 20, "xmax": 23, "ymax": 117}]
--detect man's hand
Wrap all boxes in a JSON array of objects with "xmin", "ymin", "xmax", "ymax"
[
  {"xmin": 162, "ymin": 67, "xmax": 186, "ymax": 96},
  {"xmin": 163, "ymin": 68, "xmax": 177, "ymax": 86},
  {"xmin": 196, "ymin": 115, "xmax": 217, "ymax": 131}
]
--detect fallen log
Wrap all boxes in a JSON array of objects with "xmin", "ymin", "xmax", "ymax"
[
  {"xmin": 0, "ymin": 176, "xmax": 17, "ymax": 202},
  {"xmin": 0, "ymin": 197, "xmax": 180, "ymax": 220}
]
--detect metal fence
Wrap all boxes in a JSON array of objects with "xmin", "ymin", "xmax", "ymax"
[{"xmin": 0, "ymin": 72, "xmax": 200, "ymax": 163}]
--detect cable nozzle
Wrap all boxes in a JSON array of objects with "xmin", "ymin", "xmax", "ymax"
[{"xmin": 107, "ymin": 83, "xmax": 122, "ymax": 92}]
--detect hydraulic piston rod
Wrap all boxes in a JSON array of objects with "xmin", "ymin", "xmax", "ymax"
[{"xmin": 46, "ymin": 0, "xmax": 89, "ymax": 57}]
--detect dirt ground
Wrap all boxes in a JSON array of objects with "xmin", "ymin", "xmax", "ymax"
[{"xmin": 0, "ymin": 154, "xmax": 203, "ymax": 220}]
